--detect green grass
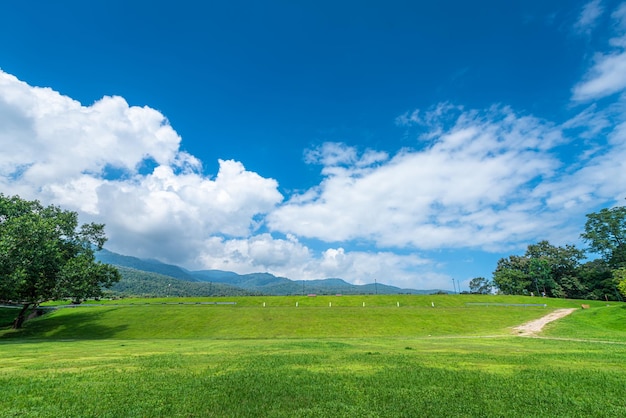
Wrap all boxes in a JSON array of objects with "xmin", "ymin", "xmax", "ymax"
[
  {"xmin": 4, "ymin": 294, "xmax": 596, "ymax": 340},
  {"xmin": 1, "ymin": 295, "xmax": 625, "ymax": 417},
  {"xmin": 542, "ymin": 304, "xmax": 626, "ymax": 341}
]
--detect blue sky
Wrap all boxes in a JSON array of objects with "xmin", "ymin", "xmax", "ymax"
[{"xmin": 1, "ymin": 0, "xmax": 626, "ymax": 290}]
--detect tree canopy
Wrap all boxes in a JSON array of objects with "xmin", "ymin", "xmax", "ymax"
[
  {"xmin": 581, "ymin": 205, "xmax": 626, "ymax": 268},
  {"xmin": 492, "ymin": 241, "xmax": 586, "ymax": 298},
  {"xmin": 468, "ymin": 277, "xmax": 492, "ymax": 294},
  {"xmin": 0, "ymin": 194, "xmax": 120, "ymax": 328},
  {"xmin": 492, "ymin": 204, "xmax": 626, "ymax": 301}
]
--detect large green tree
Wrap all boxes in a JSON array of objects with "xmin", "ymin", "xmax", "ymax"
[
  {"xmin": 581, "ymin": 204, "xmax": 626, "ymax": 298},
  {"xmin": 0, "ymin": 194, "xmax": 120, "ymax": 328},
  {"xmin": 581, "ymin": 205, "xmax": 626, "ymax": 268},
  {"xmin": 492, "ymin": 241, "xmax": 585, "ymax": 298}
]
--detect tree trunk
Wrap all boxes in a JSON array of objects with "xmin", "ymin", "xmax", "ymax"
[{"xmin": 12, "ymin": 303, "xmax": 31, "ymax": 329}]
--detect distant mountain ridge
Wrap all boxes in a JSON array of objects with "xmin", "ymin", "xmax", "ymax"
[{"xmin": 96, "ymin": 249, "xmax": 445, "ymax": 296}]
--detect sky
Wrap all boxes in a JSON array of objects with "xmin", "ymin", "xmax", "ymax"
[{"xmin": 1, "ymin": 0, "xmax": 626, "ymax": 291}]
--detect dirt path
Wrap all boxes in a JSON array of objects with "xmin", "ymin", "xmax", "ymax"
[{"xmin": 512, "ymin": 308, "xmax": 577, "ymax": 336}]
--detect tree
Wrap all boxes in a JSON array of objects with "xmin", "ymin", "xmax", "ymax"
[
  {"xmin": 0, "ymin": 194, "xmax": 120, "ymax": 328},
  {"xmin": 581, "ymin": 205, "xmax": 626, "ymax": 268},
  {"xmin": 615, "ymin": 268, "xmax": 626, "ymax": 299},
  {"xmin": 577, "ymin": 259, "xmax": 617, "ymax": 300},
  {"xmin": 492, "ymin": 255, "xmax": 532, "ymax": 295},
  {"xmin": 468, "ymin": 277, "xmax": 492, "ymax": 294},
  {"xmin": 492, "ymin": 241, "xmax": 585, "ymax": 298},
  {"xmin": 526, "ymin": 241, "xmax": 585, "ymax": 298}
]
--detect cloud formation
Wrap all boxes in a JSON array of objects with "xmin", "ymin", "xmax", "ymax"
[
  {"xmin": 573, "ymin": 2, "xmax": 626, "ymax": 100},
  {"xmin": 0, "ymin": 70, "xmax": 283, "ymax": 263},
  {"xmin": 574, "ymin": 0, "xmax": 604, "ymax": 35},
  {"xmin": 270, "ymin": 107, "xmax": 566, "ymax": 250},
  {"xmin": 196, "ymin": 234, "xmax": 434, "ymax": 289},
  {"xmin": 1, "ymin": 3, "xmax": 626, "ymax": 290},
  {"xmin": 0, "ymin": 69, "xmax": 435, "ymax": 288}
]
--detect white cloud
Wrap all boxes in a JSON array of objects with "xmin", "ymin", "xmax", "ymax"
[
  {"xmin": 574, "ymin": 0, "xmax": 604, "ymax": 34},
  {"xmin": 268, "ymin": 106, "xmax": 573, "ymax": 251},
  {"xmin": 0, "ymin": 69, "xmax": 283, "ymax": 265},
  {"xmin": 0, "ymin": 69, "xmax": 446, "ymax": 289},
  {"xmin": 573, "ymin": 50, "xmax": 626, "ymax": 100},
  {"xmin": 573, "ymin": 3, "xmax": 626, "ymax": 101},
  {"xmin": 195, "ymin": 234, "xmax": 439, "ymax": 289},
  {"xmin": 3, "ymin": 1, "xmax": 626, "ymax": 293}
]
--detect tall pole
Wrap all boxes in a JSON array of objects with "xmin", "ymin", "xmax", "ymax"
[
  {"xmin": 375, "ymin": 279, "xmax": 378, "ymax": 295},
  {"xmin": 452, "ymin": 278, "xmax": 456, "ymax": 294}
]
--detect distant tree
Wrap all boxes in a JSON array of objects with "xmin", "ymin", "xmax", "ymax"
[
  {"xmin": 0, "ymin": 194, "xmax": 120, "ymax": 328},
  {"xmin": 581, "ymin": 205, "xmax": 626, "ymax": 268},
  {"xmin": 526, "ymin": 241, "xmax": 585, "ymax": 298},
  {"xmin": 468, "ymin": 277, "xmax": 492, "ymax": 294},
  {"xmin": 492, "ymin": 241, "xmax": 585, "ymax": 298},
  {"xmin": 493, "ymin": 255, "xmax": 532, "ymax": 295}
]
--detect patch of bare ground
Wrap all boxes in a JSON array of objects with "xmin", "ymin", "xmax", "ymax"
[{"xmin": 512, "ymin": 308, "xmax": 577, "ymax": 336}]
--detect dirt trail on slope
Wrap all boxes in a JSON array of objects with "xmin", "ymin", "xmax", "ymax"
[{"xmin": 512, "ymin": 308, "xmax": 577, "ymax": 336}]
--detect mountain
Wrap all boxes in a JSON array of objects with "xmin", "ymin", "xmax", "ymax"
[
  {"xmin": 96, "ymin": 249, "xmax": 199, "ymax": 282},
  {"xmin": 97, "ymin": 249, "xmax": 444, "ymax": 297},
  {"xmin": 108, "ymin": 266, "xmax": 258, "ymax": 297}
]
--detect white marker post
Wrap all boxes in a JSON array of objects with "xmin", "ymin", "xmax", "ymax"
[{"xmin": 296, "ymin": 302, "xmax": 299, "ymax": 307}]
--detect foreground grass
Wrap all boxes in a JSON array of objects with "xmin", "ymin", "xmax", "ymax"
[
  {"xmin": 1, "ymin": 296, "xmax": 625, "ymax": 417},
  {"xmin": 1, "ymin": 337, "xmax": 625, "ymax": 417}
]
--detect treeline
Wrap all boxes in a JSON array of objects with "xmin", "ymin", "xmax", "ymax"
[
  {"xmin": 106, "ymin": 267, "xmax": 261, "ymax": 298},
  {"xmin": 488, "ymin": 205, "xmax": 626, "ymax": 301}
]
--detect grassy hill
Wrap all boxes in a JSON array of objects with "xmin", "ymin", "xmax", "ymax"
[
  {"xmin": 2, "ymin": 295, "xmax": 625, "ymax": 417},
  {"xmin": 1, "ymin": 294, "xmax": 617, "ymax": 340}
]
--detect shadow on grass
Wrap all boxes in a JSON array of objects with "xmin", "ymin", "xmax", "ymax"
[
  {"xmin": 0, "ymin": 308, "xmax": 128, "ymax": 341},
  {"xmin": 0, "ymin": 308, "xmax": 18, "ymax": 329}
]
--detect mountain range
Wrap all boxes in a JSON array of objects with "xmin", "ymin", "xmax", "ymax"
[{"xmin": 96, "ymin": 248, "xmax": 446, "ymax": 297}]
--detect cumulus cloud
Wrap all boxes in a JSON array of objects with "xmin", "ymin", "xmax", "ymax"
[
  {"xmin": 0, "ymin": 69, "xmax": 447, "ymax": 288},
  {"xmin": 0, "ymin": 69, "xmax": 283, "ymax": 265},
  {"xmin": 2, "ymin": 0, "xmax": 626, "ymax": 292}
]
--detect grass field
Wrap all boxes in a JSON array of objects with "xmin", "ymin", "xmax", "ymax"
[{"xmin": 1, "ymin": 295, "xmax": 625, "ymax": 417}]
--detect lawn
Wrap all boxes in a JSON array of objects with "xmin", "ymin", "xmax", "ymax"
[{"xmin": 1, "ymin": 295, "xmax": 625, "ymax": 417}]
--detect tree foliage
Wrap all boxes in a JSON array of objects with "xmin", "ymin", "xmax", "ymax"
[
  {"xmin": 493, "ymin": 241, "xmax": 588, "ymax": 298},
  {"xmin": 109, "ymin": 266, "xmax": 259, "ymax": 297},
  {"xmin": 492, "ymin": 204, "xmax": 626, "ymax": 300},
  {"xmin": 614, "ymin": 268, "xmax": 626, "ymax": 298},
  {"xmin": 468, "ymin": 277, "xmax": 492, "ymax": 294},
  {"xmin": 581, "ymin": 205, "xmax": 626, "ymax": 268},
  {"xmin": 0, "ymin": 194, "xmax": 120, "ymax": 328},
  {"xmin": 581, "ymin": 204, "xmax": 626, "ymax": 298}
]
